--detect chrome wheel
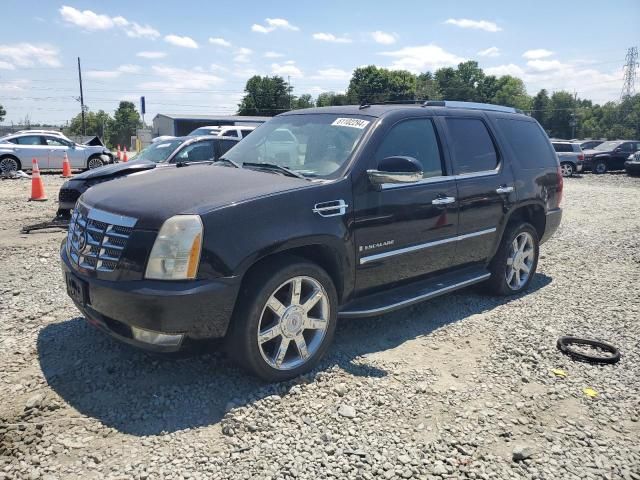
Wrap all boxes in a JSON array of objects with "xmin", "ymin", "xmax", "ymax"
[
  {"xmin": 257, "ymin": 276, "xmax": 330, "ymax": 371},
  {"xmin": 560, "ymin": 163, "xmax": 574, "ymax": 177},
  {"xmin": 0, "ymin": 157, "xmax": 19, "ymax": 174},
  {"xmin": 87, "ymin": 157, "xmax": 104, "ymax": 169},
  {"xmin": 594, "ymin": 162, "xmax": 607, "ymax": 174},
  {"xmin": 506, "ymin": 232, "xmax": 535, "ymax": 291}
]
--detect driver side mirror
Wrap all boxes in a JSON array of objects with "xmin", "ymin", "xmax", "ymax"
[
  {"xmin": 614, "ymin": 147, "xmax": 622, "ymax": 153},
  {"xmin": 367, "ymin": 156, "xmax": 423, "ymax": 186}
]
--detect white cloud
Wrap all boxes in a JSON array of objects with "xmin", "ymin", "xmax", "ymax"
[
  {"xmin": 59, "ymin": 6, "xmax": 159, "ymax": 39},
  {"xmin": 252, "ymin": 18, "xmax": 299, "ymax": 34},
  {"xmin": 478, "ymin": 46, "xmax": 500, "ymax": 57},
  {"xmin": 0, "ymin": 79, "xmax": 29, "ymax": 92},
  {"xmin": 0, "ymin": 61, "xmax": 15, "ymax": 70},
  {"xmin": 380, "ymin": 44, "xmax": 464, "ymax": 73},
  {"xmin": 138, "ymin": 65, "xmax": 223, "ymax": 91},
  {"xmin": 312, "ymin": 33, "xmax": 352, "ymax": 44},
  {"xmin": 0, "ymin": 43, "xmax": 61, "ymax": 67},
  {"xmin": 484, "ymin": 63, "xmax": 525, "ymax": 77},
  {"xmin": 444, "ymin": 18, "xmax": 501, "ymax": 32},
  {"xmin": 209, "ymin": 37, "xmax": 231, "ymax": 47},
  {"xmin": 311, "ymin": 68, "xmax": 351, "ymax": 81},
  {"xmin": 526, "ymin": 59, "xmax": 566, "ymax": 72},
  {"xmin": 232, "ymin": 66, "xmax": 259, "ymax": 78},
  {"xmin": 118, "ymin": 64, "xmax": 142, "ymax": 74},
  {"xmin": 271, "ymin": 62, "xmax": 303, "ymax": 77},
  {"xmin": 233, "ymin": 47, "xmax": 253, "ymax": 63},
  {"xmin": 371, "ymin": 31, "xmax": 397, "ymax": 45},
  {"xmin": 164, "ymin": 34, "xmax": 199, "ymax": 49},
  {"xmin": 264, "ymin": 51, "xmax": 284, "ymax": 58},
  {"xmin": 59, "ymin": 5, "xmax": 114, "ymax": 30},
  {"xmin": 85, "ymin": 64, "xmax": 143, "ymax": 79},
  {"xmin": 523, "ymin": 49, "xmax": 554, "ymax": 60},
  {"xmin": 137, "ymin": 51, "xmax": 166, "ymax": 59}
]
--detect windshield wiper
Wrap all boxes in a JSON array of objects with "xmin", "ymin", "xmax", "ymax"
[
  {"xmin": 242, "ymin": 162, "xmax": 306, "ymax": 179},
  {"xmin": 213, "ymin": 156, "xmax": 240, "ymax": 168}
]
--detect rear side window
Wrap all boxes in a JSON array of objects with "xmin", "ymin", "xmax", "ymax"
[
  {"xmin": 223, "ymin": 129, "xmax": 239, "ymax": 138},
  {"xmin": 552, "ymin": 143, "xmax": 573, "ymax": 153},
  {"xmin": 496, "ymin": 119, "xmax": 556, "ymax": 168},
  {"xmin": 240, "ymin": 129, "xmax": 253, "ymax": 137},
  {"xmin": 375, "ymin": 118, "xmax": 443, "ymax": 178},
  {"xmin": 445, "ymin": 118, "xmax": 498, "ymax": 174},
  {"xmin": 16, "ymin": 135, "xmax": 43, "ymax": 145}
]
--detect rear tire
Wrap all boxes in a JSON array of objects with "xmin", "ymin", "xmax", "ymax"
[
  {"xmin": 226, "ymin": 256, "xmax": 338, "ymax": 382},
  {"xmin": 560, "ymin": 162, "xmax": 574, "ymax": 177},
  {"xmin": 0, "ymin": 156, "xmax": 21, "ymax": 175},
  {"xmin": 593, "ymin": 160, "xmax": 607, "ymax": 174},
  {"xmin": 486, "ymin": 223, "xmax": 539, "ymax": 296}
]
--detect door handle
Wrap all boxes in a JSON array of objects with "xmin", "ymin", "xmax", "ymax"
[
  {"xmin": 432, "ymin": 196, "xmax": 456, "ymax": 205},
  {"xmin": 496, "ymin": 185, "xmax": 514, "ymax": 194}
]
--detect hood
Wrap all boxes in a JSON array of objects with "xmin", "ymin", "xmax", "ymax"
[
  {"xmin": 73, "ymin": 159, "xmax": 156, "ymax": 180},
  {"xmin": 583, "ymin": 149, "xmax": 612, "ymax": 156},
  {"xmin": 81, "ymin": 164, "xmax": 311, "ymax": 229}
]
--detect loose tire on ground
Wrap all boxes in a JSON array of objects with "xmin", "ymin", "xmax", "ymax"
[
  {"xmin": 557, "ymin": 336, "xmax": 620, "ymax": 364},
  {"xmin": 485, "ymin": 222, "xmax": 539, "ymax": 296},
  {"xmin": 226, "ymin": 255, "xmax": 338, "ymax": 382}
]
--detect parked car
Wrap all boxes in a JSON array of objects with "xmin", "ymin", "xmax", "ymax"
[
  {"xmin": 583, "ymin": 140, "xmax": 640, "ymax": 173},
  {"xmin": 57, "ymin": 135, "xmax": 239, "ymax": 217},
  {"xmin": 188, "ymin": 125, "xmax": 256, "ymax": 138},
  {"xmin": 552, "ymin": 141, "xmax": 584, "ymax": 177},
  {"xmin": 60, "ymin": 100, "xmax": 562, "ymax": 381},
  {"xmin": 625, "ymin": 151, "xmax": 640, "ymax": 176},
  {"xmin": 580, "ymin": 140, "xmax": 604, "ymax": 151},
  {"xmin": 0, "ymin": 131, "xmax": 113, "ymax": 174}
]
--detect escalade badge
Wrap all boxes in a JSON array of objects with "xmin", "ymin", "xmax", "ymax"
[{"xmin": 359, "ymin": 240, "xmax": 395, "ymax": 252}]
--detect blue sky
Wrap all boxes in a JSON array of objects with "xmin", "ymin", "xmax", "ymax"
[{"xmin": 0, "ymin": 0, "xmax": 638, "ymax": 124}]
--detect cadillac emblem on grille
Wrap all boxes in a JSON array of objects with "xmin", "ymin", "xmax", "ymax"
[{"xmin": 66, "ymin": 202, "xmax": 137, "ymax": 272}]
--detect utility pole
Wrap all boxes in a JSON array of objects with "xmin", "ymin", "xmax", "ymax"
[
  {"xmin": 570, "ymin": 91, "xmax": 577, "ymax": 139},
  {"xmin": 288, "ymin": 75, "xmax": 292, "ymax": 110},
  {"xmin": 77, "ymin": 57, "xmax": 86, "ymax": 136},
  {"xmin": 620, "ymin": 47, "xmax": 638, "ymax": 101}
]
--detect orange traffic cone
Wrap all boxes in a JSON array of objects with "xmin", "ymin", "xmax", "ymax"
[
  {"xmin": 29, "ymin": 158, "xmax": 47, "ymax": 201},
  {"xmin": 116, "ymin": 144, "xmax": 121, "ymax": 161},
  {"xmin": 61, "ymin": 152, "xmax": 73, "ymax": 178},
  {"xmin": 122, "ymin": 147, "xmax": 128, "ymax": 163}
]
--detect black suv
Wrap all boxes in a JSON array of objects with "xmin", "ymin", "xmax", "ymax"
[
  {"xmin": 60, "ymin": 101, "xmax": 563, "ymax": 381},
  {"xmin": 583, "ymin": 140, "xmax": 640, "ymax": 173}
]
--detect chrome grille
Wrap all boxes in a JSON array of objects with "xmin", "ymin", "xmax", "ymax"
[{"xmin": 66, "ymin": 202, "xmax": 137, "ymax": 272}]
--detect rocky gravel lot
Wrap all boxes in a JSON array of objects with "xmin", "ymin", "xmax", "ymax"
[{"xmin": 1, "ymin": 172, "xmax": 639, "ymax": 480}]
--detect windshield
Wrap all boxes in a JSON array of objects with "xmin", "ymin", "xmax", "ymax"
[
  {"xmin": 222, "ymin": 114, "xmax": 372, "ymax": 177},
  {"xmin": 594, "ymin": 141, "xmax": 621, "ymax": 151},
  {"xmin": 135, "ymin": 139, "xmax": 185, "ymax": 163},
  {"xmin": 189, "ymin": 127, "xmax": 220, "ymax": 136}
]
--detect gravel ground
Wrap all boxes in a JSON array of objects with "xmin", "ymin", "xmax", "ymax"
[{"xmin": 0, "ymin": 172, "xmax": 639, "ymax": 480}]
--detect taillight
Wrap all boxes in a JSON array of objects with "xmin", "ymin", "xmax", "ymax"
[
  {"xmin": 578, "ymin": 153, "xmax": 584, "ymax": 161},
  {"xmin": 557, "ymin": 166, "xmax": 563, "ymax": 206}
]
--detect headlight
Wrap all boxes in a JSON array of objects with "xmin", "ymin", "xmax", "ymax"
[{"xmin": 145, "ymin": 215, "xmax": 203, "ymax": 280}]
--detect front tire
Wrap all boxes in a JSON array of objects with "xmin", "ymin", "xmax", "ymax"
[
  {"xmin": 226, "ymin": 256, "xmax": 338, "ymax": 382},
  {"xmin": 87, "ymin": 155, "xmax": 105, "ymax": 170},
  {"xmin": 593, "ymin": 160, "xmax": 608, "ymax": 174},
  {"xmin": 486, "ymin": 223, "xmax": 539, "ymax": 296},
  {"xmin": 560, "ymin": 162, "xmax": 574, "ymax": 177}
]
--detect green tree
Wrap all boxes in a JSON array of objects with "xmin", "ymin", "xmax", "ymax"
[
  {"xmin": 416, "ymin": 72, "xmax": 440, "ymax": 100},
  {"xmin": 490, "ymin": 76, "xmax": 531, "ymax": 111},
  {"xmin": 0, "ymin": 104, "xmax": 6, "ymax": 122},
  {"xmin": 434, "ymin": 61, "xmax": 484, "ymax": 101},
  {"xmin": 238, "ymin": 75, "xmax": 291, "ymax": 116},
  {"xmin": 294, "ymin": 94, "xmax": 314, "ymax": 109},
  {"xmin": 316, "ymin": 92, "xmax": 350, "ymax": 107},
  {"xmin": 66, "ymin": 110, "xmax": 113, "ymax": 139},
  {"xmin": 346, "ymin": 65, "xmax": 416, "ymax": 104},
  {"xmin": 547, "ymin": 91, "xmax": 576, "ymax": 138},
  {"xmin": 531, "ymin": 89, "xmax": 551, "ymax": 129},
  {"xmin": 108, "ymin": 101, "xmax": 141, "ymax": 148}
]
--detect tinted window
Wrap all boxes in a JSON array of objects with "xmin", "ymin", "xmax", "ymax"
[
  {"xmin": 16, "ymin": 135, "xmax": 43, "ymax": 145},
  {"xmin": 240, "ymin": 129, "xmax": 254, "ymax": 137},
  {"xmin": 446, "ymin": 118, "xmax": 498, "ymax": 174},
  {"xmin": 218, "ymin": 139, "xmax": 238, "ymax": 156},
  {"xmin": 619, "ymin": 142, "xmax": 634, "ymax": 153},
  {"xmin": 223, "ymin": 129, "xmax": 239, "ymax": 138},
  {"xmin": 552, "ymin": 143, "xmax": 573, "ymax": 153},
  {"xmin": 496, "ymin": 119, "xmax": 556, "ymax": 168},
  {"xmin": 375, "ymin": 119, "xmax": 443, "ymax": 178},
  {"xmin": 174, "ymin": 141, "xmax": 215, "ymax": 162}
]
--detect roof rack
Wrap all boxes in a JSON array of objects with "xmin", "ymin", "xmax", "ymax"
[{"xmin": 422, "ymin": 100, "xmax": 520, "ymax": 114}]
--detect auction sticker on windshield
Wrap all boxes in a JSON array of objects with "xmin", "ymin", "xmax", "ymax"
[{"xmin": 331, "ymin": 118, "xmax": 370, "ymax": 129}]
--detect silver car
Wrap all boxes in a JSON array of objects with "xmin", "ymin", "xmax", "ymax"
[
  {"xmin": 0, "ymin": 131, "xmax": 113, "ymax": 174},
  {"xmin": 552, "ymin": 141, "xmax": 584, "ymax": 177}
]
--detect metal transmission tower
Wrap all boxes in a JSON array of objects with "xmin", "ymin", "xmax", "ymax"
[{"xmin": 620, "ymin": 47, "xmax": 638, "ymax": 101}]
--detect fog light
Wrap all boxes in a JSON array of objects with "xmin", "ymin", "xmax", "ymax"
[{"xmin": 131, "ymin": 327, "xmax": 184, "ymax": 347}]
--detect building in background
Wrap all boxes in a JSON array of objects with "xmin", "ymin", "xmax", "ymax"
[{"xmin": 152, "ymin": 114, "xmax": 270, "ymax": 137}]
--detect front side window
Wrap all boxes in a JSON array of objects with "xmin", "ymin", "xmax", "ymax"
[
  {"xmin": 619, "ymin": 143, "xmax": 634, "ymax": 153},
  {"xmin": 223, "ymin": 114, "xmax": 372, "ymax": 178},
  {"xmin": 173, "ymin": 140, "xmax": 215, "ymax": 163},
  {"xmin": 218, "ymin": 139, "xmax": 238, "ymax": 156},
  {"xmin": 446, "ymin": 118, "xmax": 498, "ymax": 174},
  {"xmin": 16, "ymin": 135, "xmax": 44, "ymax": 145},
  {"xmin": 136, "ymin": 139, "xmax": 185, "ymax": 163},
  {"xmin": 44, "ymin": 136, "xmax": 70, "ymax": 147},
  {"xmin": 374, "ymin": 118, "xmax": 443, "ymax": 178}
]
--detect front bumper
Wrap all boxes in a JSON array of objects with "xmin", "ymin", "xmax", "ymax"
[
  {"xmin": 540, "ymin": 208, "xmax": 562, "ymax": 244},
  {"xmin": 60, "ymin": 244, "xmax": 241, "ymax": 351},
  {"xmin": 576, "ymin": 163, "xmax": 583, "ymax": 173}
]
